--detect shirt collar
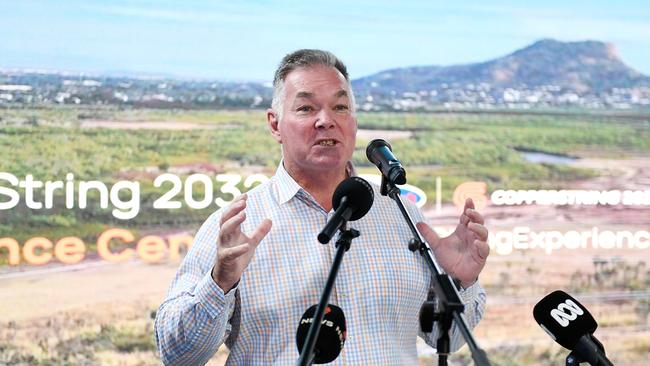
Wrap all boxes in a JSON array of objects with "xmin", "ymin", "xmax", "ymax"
[
  {"xmin": 273, "ymin": 160, "xmax": 303, "ymax": 205},
  {"xmin": 272, "ymin": 160, "xmax": 357, "ymax": 205}
]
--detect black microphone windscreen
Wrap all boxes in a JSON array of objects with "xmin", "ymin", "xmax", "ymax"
[
  {"xmin": 332, "ymin": 177, "xmax": 374, "ymax": 221},
  {"xmin": 533, "ymin": 290, "xmax": 598, "ymax": 350},
  {"xmin": 296, "ymin": 304, "xmax": 347, "ymax": 364},
  {"xmin": 365, "ymin": 138, "xmax": 391, "ymax": 162},
  {"xmin": 365, "ymin": 139, "xmax": 406, "ymax": 185}
]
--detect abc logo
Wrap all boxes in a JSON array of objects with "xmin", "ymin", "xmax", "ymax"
[{"xmin": 551, "ymin": 299, "xmax": 584, "ymax": 327}]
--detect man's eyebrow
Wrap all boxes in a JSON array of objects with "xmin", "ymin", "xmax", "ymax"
[
  {"xmin": 295, "ymin": 91, "xmax": 314, "ymax": 99},
  {"xmin": 294, "ymin": 90, "xmax": 348, "ymax": 100}
]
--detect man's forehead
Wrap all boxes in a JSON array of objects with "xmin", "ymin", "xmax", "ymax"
[{"xmin": 284, "ymin": 66, "xmax": 349, "ymax": 94}]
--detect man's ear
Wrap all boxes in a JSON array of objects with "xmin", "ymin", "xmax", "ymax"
[{"xmin": 267, "ymin": 108, "xmax": 282, "ymax": 144}]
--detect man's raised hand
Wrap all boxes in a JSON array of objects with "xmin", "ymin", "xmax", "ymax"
[
  {"xmin": 212, "ymin": 194, "xmax": 272, "ymax": 293},
  {"xmin": 416, "ymin": 198, "xmax": 489, "ymax": 288}
]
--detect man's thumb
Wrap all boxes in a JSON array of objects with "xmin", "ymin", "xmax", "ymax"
[{"xmin": 416, "ymin": 222, "xmax": 441, "ymax": 249}]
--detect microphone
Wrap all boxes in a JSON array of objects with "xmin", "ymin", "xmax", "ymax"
[
  {"xmin": 366, "ymin": 139, "xmax": 407, "ymax": 185},
  {"xmin": 296, "ymin": 304, "xmax": 347, "ymax": 364},
  {"xmin": 317, "ymin": 176, "xmax": 374, "ymax": 244},
  {"xmin": 533, "ymin": 290, "xmax": 614, "ymax": 366}
]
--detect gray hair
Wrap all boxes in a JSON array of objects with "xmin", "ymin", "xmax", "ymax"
[{"xmin": 271, "ymin": 49, "xmax": 356, "ymax": 120}]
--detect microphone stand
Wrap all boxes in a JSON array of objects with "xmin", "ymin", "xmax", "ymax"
[
  {"xmin": 565, "ymin": 335, "xmax": 614, "ymax": 366},
  {"xmin": 297, "ymin": 225, "xmax": 360, "ymax": 366},
  {"xmin": 379, "ymin": 176, "xmax": 491, "ymax": 366}
]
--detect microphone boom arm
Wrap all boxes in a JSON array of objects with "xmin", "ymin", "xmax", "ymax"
[{"xmin": 380, "ymin": 175, "xmax": 491, "ymax": 366}]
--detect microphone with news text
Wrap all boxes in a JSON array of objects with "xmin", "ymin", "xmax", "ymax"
[
  {"xmin": 533, "ymin": 290, "xmax": 614, "ymax": 366},
  {"xmin": 297, "ymin": 177, "xmax": 373, "ymax": 365},
  {"xmin": 296, "ymin": 304, "xmax": 347, "ymax": 364}
]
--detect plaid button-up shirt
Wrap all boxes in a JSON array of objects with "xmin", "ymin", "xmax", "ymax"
[{"xmin": 155, "ymin": 163, "xmax": 486, "ymax": 365}]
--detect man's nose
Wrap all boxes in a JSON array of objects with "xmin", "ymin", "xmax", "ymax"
[{"xmin": 314, "ymin": 109, "xmax": 336, "ymax": 129}]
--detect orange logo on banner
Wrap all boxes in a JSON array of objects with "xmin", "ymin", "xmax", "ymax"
[{"xmin": 453, "ymin": 181, "xmax": 488, "ymax": 211}]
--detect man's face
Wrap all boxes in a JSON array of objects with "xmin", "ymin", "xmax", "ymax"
[{"xmin": 268, "ymin": 65, "xmax": 357, "ymax": 177}]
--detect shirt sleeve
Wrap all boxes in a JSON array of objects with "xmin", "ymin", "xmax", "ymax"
[{"xmin": 154, "ymin": 210, "xmax": 239, "ymax": 365}]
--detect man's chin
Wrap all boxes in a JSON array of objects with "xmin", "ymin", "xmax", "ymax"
[{"xmin": 305, "ymin": 157, "xmax": 347, "ymax": 171}]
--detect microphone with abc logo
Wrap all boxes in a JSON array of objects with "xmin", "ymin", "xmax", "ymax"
[{"xmin": 533, "ymin": 290, "xmax": 614, "ymax": 366}]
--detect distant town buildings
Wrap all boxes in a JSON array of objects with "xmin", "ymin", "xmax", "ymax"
[
  {"xmin": 1, "ymin": 71, "xmax": 649, "ymax": 111},
  {"xmin": 356, "ymin": 82, "xmax": 650, "ymax": 111},
  {"xmin": 0, "ymin": 71, "xmax": 271, "ymax": 109}
]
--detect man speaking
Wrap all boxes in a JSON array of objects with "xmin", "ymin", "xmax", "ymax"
[{"xmin": 155, "ymin": 49, "xmax": 490, "ymax": 365}]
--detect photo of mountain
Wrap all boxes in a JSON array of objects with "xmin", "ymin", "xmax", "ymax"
[
  {"xmin": 3, "ymin": 39, "xmax": 650, "ymax": 111},
  {"xmin": 1, "ymin": 1, "xmax": 649, "ymax": 365}
]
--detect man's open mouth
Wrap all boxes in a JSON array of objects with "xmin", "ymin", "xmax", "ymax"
[{"xmin": 317, "ymin": 139, "xmax": 337, "ymax": 146}]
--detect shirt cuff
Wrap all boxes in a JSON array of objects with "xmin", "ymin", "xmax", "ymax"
[
  {"xmin": 458, "ymin": 280, "xmax": 480, "ymax": 304},
  {"xmin": 195, "ymin": 271, "xmax": 238, "ymax": 320}
]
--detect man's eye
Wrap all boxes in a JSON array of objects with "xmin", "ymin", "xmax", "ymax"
[
  {"xmin": 297, "ymin": 105, "xmax": 313, "ymax": 112},
  {"xmin": 334, "ymin": 104, "xmax": 349, "ymax": 111}
]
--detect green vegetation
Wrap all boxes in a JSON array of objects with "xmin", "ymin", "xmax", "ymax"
[
  {"xmin": 0, "ymin": 305, "xmax": 159, "ymax": 366},
  {"xmin": 1, "ymin": 106, "xmax": 649, "ymax": 259}
]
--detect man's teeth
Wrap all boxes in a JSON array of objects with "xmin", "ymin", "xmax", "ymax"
[{"xmin": 319, "ymin": 140, "xmax": 335, "ymax": 146}]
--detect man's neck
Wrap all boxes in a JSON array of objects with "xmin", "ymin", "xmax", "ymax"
[{"xmin": 284, "ymin": 164, "xmax": 347, "ymax": 212}]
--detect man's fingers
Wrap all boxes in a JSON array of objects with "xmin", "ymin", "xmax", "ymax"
[
  {"xmin": 249, "ymin": 219, "xmax": 273, "ymax": 247},
  {"xmin": 219, "ymin": 194, "xmax": 248, "ymax": 226},
  {"xmin": 219, "ymin": 210, "xmax": 247, "ymax": 243},
  {"xmin": 465, "ymin": 208, "xmax": 485, "ymax": 225},
  {"xmin": 464, "ymin": 197, "xmax": 475, "ymax": 211},
  {"xmin": 468, "ymin": 222, "xmax": 489, "ymax": 241},
  {"xmin": 416, "ymin": 222, "xmax": 441, "ymax": 249},
  {"xmin": 219, "ymin": 243, "xmax": 251, "ymax": 262},
  {"xmin": 459, "ymin": 213, "xmax": 470, "ymax": 225}
]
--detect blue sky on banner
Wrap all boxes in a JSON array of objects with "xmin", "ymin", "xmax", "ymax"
[{"xmin": 1, "ymin": 0, "xmax": 649, "ymax": 80}]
